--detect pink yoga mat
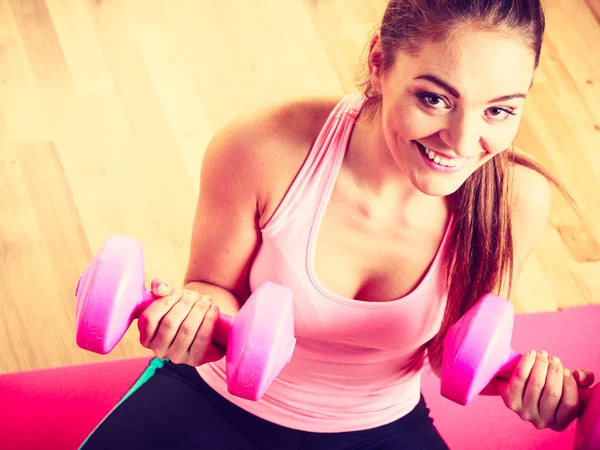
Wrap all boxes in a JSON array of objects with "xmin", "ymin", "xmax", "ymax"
[{"xmin": 1, "ymin": 305, "xmax": 598, "ymax": 450}]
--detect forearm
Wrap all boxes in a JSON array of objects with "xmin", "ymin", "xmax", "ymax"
[{"xmin": 182, "ymin": 280, "xmax": 243, "ymax": 317}]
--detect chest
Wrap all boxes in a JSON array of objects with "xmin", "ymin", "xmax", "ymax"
[{"xmin": 313, "ymin": 181, "xmax": 449, "ymax": 303}]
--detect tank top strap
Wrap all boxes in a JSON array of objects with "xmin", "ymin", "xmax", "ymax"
[{"xmin": 262, "ymin": 94, "xmax": 366, "ymax": 233}]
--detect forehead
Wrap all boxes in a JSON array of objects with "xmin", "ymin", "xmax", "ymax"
[{"xmin": 397, "ymin": 30, "xmax": 536, "ymax": 98}]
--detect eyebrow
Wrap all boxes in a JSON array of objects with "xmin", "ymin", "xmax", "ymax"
[{"xmin": 414, "ymin": 74, "xmax": 527, "ymax": 103}]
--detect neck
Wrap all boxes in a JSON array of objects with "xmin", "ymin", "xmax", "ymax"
[{"xmin": 346, "ymin": 109, "xmax": 447, "ymax": 222}]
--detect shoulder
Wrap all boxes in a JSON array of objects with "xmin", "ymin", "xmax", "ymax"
[
  {"xmin": 203, "ymin": 95, "xmax": 341, "ymax": 180},
  {"xmin": 202, "ymin": 95, "xmax": 342, "ymax": 220},
  {"xmin": 508, "ymin": 147, "xmax": 553, "ymax": 281},
  {"xmin": 510, "ymin": 148, "xmax": 552, "ymax": 233}
]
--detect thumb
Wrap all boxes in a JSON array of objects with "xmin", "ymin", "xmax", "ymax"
[
  {"xmin": 574, "ymin": 369, "xmax": 595, "ymax": 388},
  {"xmin": 151, "ymin": 278, "xmax": 171, "ymax": 297}
]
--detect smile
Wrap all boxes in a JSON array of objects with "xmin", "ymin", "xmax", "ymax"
[{"xmin": 415, "ymin": 141, "xmax": 470, "ymax": 172}]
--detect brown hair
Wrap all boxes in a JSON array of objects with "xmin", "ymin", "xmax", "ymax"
[{"xmin": 356, "ymin": 0, "xmax": 574, "ymax": 374}]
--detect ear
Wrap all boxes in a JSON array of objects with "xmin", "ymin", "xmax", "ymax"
[{"xmin": 368, "ymin": 32, "xmax": 384, "ymax": 94}]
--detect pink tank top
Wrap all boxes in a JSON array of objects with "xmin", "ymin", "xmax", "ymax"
[{"xmin": 197, "ymin": 94, "xmax": 450, "ymax": 432}]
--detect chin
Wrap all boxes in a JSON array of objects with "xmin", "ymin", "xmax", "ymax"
[{"xmin": 413, "ymin": 177, "xmax": 466, "ymax": 198}]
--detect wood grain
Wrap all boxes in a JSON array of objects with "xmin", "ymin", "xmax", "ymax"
[{"xmin": 0, "ymin": 0, "xmax": 598, "ymax": 373}]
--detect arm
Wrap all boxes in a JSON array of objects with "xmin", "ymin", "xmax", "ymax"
[
  {"xmin": 430, "ymin": 158, "xmax": 552, "ymax": 386},
  {"xmin": 181, "ymin": 97, "xmax": 313, "ymax": 315},
  {"xmin": 181, "ymin": 111, "xmax": 270, "ymax": 318},
  {"xmin": 139, "ymin": 99, "xmax": 316, "ymax": 366},
  {"xmin": 477, "ymin": 161, "xmax": 553, "ymax": 395},
  {"xmin": 138, "ymin": 112, "xmax": 266, "ymax": 364}
]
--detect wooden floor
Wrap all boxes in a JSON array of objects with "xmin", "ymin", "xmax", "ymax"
[{"xmin": 1, "ymin": 0, "xmax": 599, "ymax": 374}]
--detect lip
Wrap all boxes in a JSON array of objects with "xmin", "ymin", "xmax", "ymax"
[
  {"xmin": 414, "ymin": 141, "xmax": 470, "ymax": 173},
  {"xmin": 416, "ymin": 142, "xmax": 463, "ymax": 160}
]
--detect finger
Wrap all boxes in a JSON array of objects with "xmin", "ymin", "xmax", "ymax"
[
  {"xmin": 505, "ymin": 350, "xmax": 537, "ymax": 412},
  {"xmin": 555, "ymin": 369, "xmax": 579, "ymax": 431},
  {"xmin": 138, "ymin": 289, "xmax": 181, "ymax": 347},
  {"xmin": 151, "ymin": 278, "xmax": 172, "ymax": 297},
  {"xmin": 539, "ymin": 356, "xmax": 564, "ymax": 428},
  {"xmin": 188, "ymin": 303, "xmax": 222, "ymax": 366},
  {"xmin": 522, "ymin": 350, "xmax": 550, "ymax": 422},
  {"xmin": 151, "ymin": 290, "xmax": 198, "ymax": 358},
  {"xmin": 168, "ymin": 294, "xmax": 211, "ymax": 363},
  {"xmin": 574, "ymin": 369, "xmax": 595, "ymax": 388}
]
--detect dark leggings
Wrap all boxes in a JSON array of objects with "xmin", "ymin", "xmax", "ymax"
[{"xmin": 80, "ymin": 358, "xmax": 450, "ymax": 450}]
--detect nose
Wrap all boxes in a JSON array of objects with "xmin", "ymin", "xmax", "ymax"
[{"xmin": 439, "ymin": 112, "xmax": 482, "ymax": 158}]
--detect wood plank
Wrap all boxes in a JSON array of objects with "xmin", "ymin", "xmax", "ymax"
[{"xmin": 44, "ymin": 0, "xmax": 114, "ymax": 95}]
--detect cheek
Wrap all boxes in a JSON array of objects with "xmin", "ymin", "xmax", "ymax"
[
  {"xmin": 382, "ymin": 104, "xmax": 436, "ymax": 144},
  {"xmin": 484, "ymin": 125, "xmax": 520, "ymax": 155}
]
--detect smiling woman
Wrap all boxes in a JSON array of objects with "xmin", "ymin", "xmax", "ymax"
[
  {"xmin": 355, "ymin": 5, "xmax": 562, "ymax": 368},
  {"xmin": 364, "ymin": 31, "xmax": 534, "ymax": 195},
  {"xmin": 64, "ymin": 0, "xmax": 594, "ymax": 449}
]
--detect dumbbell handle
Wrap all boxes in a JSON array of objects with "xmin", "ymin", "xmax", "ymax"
[
  {"xmin": 494, "ymin": 348, "xmax": 594, "ymax": 415},
  {"xmin": 133, "ymin": 290, "xmax": 233, "ymax": 348}
]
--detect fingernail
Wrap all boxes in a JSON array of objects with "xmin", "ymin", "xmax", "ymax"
[
  {"xmin": 565, "ymin": 369, "xmax": 571, "ymax": 377},
  {"xmin": 578, "ymin": 370, "xmax": 586, "ymax": 381},
  {"xmin": 157, "ymin": 283, "xmax": 169, "ymax": 295},
  {"xmin": 551, "ymin": 356, "xmax": 560, "ymax": 364},
  {"xmin": 541, "ymin": 350, "xmax": 548, "ymax": 358},
  {"xmin": 527, "ymin": 350, "xmax": 537, "ymax": 356},
  {"xmin": 188, "ymin": 291, "xmax": 200, "ymax": 301}
]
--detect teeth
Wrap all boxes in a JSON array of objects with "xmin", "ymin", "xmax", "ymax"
[{"xmin": 421, "ymin": 144, "xmax": 461, "ymax": 168}]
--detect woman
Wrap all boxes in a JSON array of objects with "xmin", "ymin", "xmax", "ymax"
[{"xmin": 81, "ymin": 1, "xmax": 594, "ymax": 448}]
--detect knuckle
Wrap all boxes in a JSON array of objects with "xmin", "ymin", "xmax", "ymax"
[
  {"xmin": 507, "ymin": 400, "xmax": 521, "ymax": 412},
  {"xmin": 514, "ymin": 371, "xmax": 529, "ymax": 383},
  {"xmin": 144, "ymin": 311, "xmax": 162, "ymax": 326},
  {"xmin": 160, "ymin": 317, "xmax": 177, "ymax": 332},
  {"xmin": 546, "ymin": 389, "xmax": 562, "ymax": 401},
  {"xmin": 179, "ymin": 324, "xmax": 196, "ymax": 337},
  {"xmin": 519, "ymin": 411, "xmax": 531, "ymax": 422},
  {"xmin": 139, "ymin": 329, "xmax": 152, "ymax": 347},
  {"xmin": 139, "ymin": 335, "xmax": 149, "ymax": 348},
  {"xmin": 529, "ymin": 379, "xmax": 545, "ymax": 391},
  {"xmin": 159, "ymin": 295, "xmax": 174, "ymax": 307}
]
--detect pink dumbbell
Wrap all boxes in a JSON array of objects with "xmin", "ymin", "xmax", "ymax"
[
  {"xmin": 441, "ymin": 293, "xmax": 599, "ymax": 450},
  {"xmin": 74, "ymin": 234, "xmax": 297, "ymax": 401}
]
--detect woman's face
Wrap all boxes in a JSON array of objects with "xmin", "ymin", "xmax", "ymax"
[{"xmin": 370, "ymin": 29, "xmax": 536, "ymax": 196}]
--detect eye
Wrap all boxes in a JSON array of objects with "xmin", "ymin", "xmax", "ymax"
[
  {"xmin": 486, "ymin": 106, "xmax": 516, "ymax": 122},
  {"xmin": 417, "ymin": 92, "xmax": 450, "ymax": 110}
]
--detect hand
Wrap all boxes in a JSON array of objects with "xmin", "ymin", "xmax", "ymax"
[
  {"xmin": 494, "ymin": 350, "xmax": 595, "ymax": 431},
  {"xmin": 137, "ymin": 278, "xmax": 226, "ymax": 366}
]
